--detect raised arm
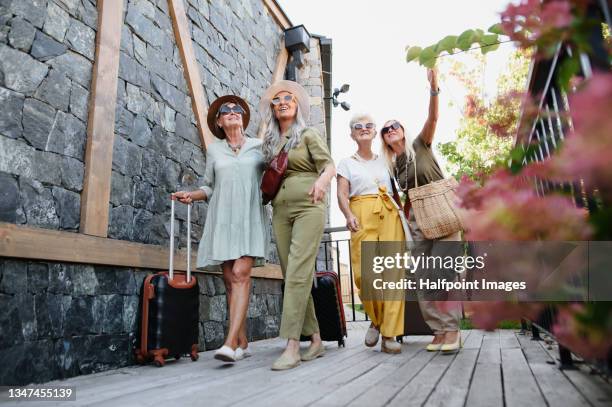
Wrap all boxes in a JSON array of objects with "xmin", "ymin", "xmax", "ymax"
[{"xmin": 418, "ymin": 68, "xmax": 439, "ymax": 146}]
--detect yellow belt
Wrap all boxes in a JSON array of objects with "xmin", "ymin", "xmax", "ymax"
[{"xmin": 349, "ymin": 186, "xmax": 395, "ymax": 214}]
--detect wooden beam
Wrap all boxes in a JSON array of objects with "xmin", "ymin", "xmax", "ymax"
[
  {"xmin": 263, "ymin": 0, "xmax": 292, "ymax": 29},
  {"xmin": 0, "ymin": 222, "xmax": 283, "ymax": 279},
  {"xmin": 168, "ymin": 0, "xmax": 214, "ymax": 150},
  {"xmin": 79, "ymin": 0, "xmax": 124, "ymax": 237},
  {"xmin": 256, "ymin": 44, "xmax": 289, "ymax": 139}
]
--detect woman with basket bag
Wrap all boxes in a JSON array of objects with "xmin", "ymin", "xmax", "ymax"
[
  {"xmin": 260, "ymin": 80, "xmax": 336, "ymax": 370},
  {"xmin": 381, "ymin": 68, "xmax": 464, "ymax": 353}
]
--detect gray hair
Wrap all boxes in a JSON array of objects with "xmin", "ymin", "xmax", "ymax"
[
  {"xmin": 349, "ymin": 113, "xmax": 376, "ymax": 130},
  {"xmin": 261, "ymin": 104, "xmax": 307, "ymax": 164}
]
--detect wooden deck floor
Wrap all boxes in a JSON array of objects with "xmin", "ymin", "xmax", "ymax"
[{"xmin": 4, "ymin": 322, "xmax": 611, "ymax": 407}]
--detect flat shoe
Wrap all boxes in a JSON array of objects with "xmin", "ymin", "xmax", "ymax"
[
  {"xmin": 271, "ymin": 353, "xmax": 301, "ymax": 371},
  {"xmin": 440, "ymin": 334, "xmax": 462, "ymax": 352},
  {"xmin": 214, "ymin": 345, "xmax": 236, "ymax": 362},
  {"xmin": 426, "ymin": 343, "xmax": 443, "ymax": 352},
  {"xmin": 381, "ymin": 338, "xmax": 401, "ymax": 354},
  {"xmin": 364, "ymin": 325, "xmax": 380, "ymax": 347},
  {"xmin": 301, "ymin": 344, "xmax": 325, "ymax": 361},
  {"xmin": 235, "ymin": 347, "xmax": 245, "ymax": 361}
]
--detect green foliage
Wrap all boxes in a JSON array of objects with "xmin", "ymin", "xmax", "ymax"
[
  {"xmin": 406, "ymin": 25, "xmax": 507, "ymax": 67},
  {"xmin": 437, "ymin": 50, "xmax": 531, "ymax": 180}
]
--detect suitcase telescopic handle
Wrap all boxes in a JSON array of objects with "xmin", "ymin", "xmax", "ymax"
[{"xmin": 169, "ymin": 198, "xmax": 191, "ymax": 282}]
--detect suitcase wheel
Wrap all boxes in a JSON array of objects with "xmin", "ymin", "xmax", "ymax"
[
  {"xmin": 190, "ymin": 344, "xmax": 199, "ymax": 361},
  {"xmin": 338, "ymin": 339, "xmax": 345, "ymax": 348},
  {"xmin": 135, "ymin": 350, "xmax": 146, "ymax": 364},
  {"xmin": 153, "ymin": 355, "xmax": 165, "ymax": 367},
  {"xmin": 396, "ymin": 335, "xmax": 404, "ymax": 344}
]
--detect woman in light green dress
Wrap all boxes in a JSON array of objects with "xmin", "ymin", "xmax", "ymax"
[{"xmin": 173, "ymin": 95, "xmax": 268, "ymax": 363}]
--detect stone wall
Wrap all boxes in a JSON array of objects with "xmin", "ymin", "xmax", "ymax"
[
  {"xmin": 0, "ymin": 0, "xmax": 330, "ymax": 385},
  {"xmin": 0, "ymin": 258, "xmax": 282, "ymax": 385}
]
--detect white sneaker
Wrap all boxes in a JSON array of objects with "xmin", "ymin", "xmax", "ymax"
[
  {"xmin": 242, "ymin": 345, "xmax": 252, "ymax": 358},
  {"xmin": 365, "ymin": 324, "xmax": 380, "ymax": 347},
  {"xmin": 214, "ymin": 345, "xmax": 236, "ymax": 362}
]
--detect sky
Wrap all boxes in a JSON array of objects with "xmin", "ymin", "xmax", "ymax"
[{"xmin": 277, "ymin": 0, "xmax": 520, "ymax": 237}]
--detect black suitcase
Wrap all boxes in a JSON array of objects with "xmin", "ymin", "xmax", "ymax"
[
  {"xmin": 135, "ymin": 199, "xmax": 200, "ymax": 366},
  {"xmin": 397, "ymin": 300, "xmax": 433, "ymax": 342},
  {"xmin": 300, "ymin": 271, "xmax": 347, "ymax": 347}
]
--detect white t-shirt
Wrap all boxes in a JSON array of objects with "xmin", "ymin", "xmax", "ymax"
[{"xmin": 337, "ymin": 154, "xmax": 394, "ymax": 197}]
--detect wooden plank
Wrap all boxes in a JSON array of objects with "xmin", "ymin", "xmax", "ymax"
[
  {"xmin": 167, "ymin": 0, "xmax": 214, "ymax": 149},
  {"xmin": 423, "ymin": 349, "xmax": 479, "ymax": 407},
  {"xmin": 465, "ymin": 333, "xmax": 503, "ymax": 407},
  {"xmin": 256, "ymin": 45, "xmax": 289, "ymax": 139},
  {"xmin": 563, "ymin": 369, "xmax": 612, "ymax": 407},
  {"xmin": 387, "ymin": 353, "xmax": 456, "ymax": 407},
  {"xmin": 262, "ymin": 0, "xmax": 291, "ymax": 29},
  {"xmin": 529, "ymin": 363, "xmax": 590, "ymax": 407},
  {"xmin": 463, "ymin": 329, "xmax": 484, "ymax": 349},
  {"xmin": 501, "ymin": 348, "xmax": 547, "ymax": 407},
  {"xmin": 500, "ymin": 329, "xmax": 521, "ymax": 348},
  {"xmin": 79, "ymin": 0, "xmax": 124, "ymax": 237},
  {"xmin": 0, "ymin": 222, "xmax": 283, "ymax": 279}
]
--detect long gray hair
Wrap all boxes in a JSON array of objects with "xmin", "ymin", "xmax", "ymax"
[{"xmin": 261, "ymin": 104, "xmax": 307, "ymax": 164}]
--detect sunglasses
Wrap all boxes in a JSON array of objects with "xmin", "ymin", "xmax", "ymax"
[
  {"xmin": 218, "ymin": 104, "xmax": 245, "ymax": 116},
  {"xmin": 271, "ymin": 95, "xmax": 294, "ymax": 105},
  {"xmin": 353, "ymin": 123, "xmax": 375, "ymax": 130},
  {"xmin": 381, "ymin": 121, "xmax": 402, "ymax": 135}
]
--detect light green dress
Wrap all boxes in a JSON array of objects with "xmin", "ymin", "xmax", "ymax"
[{"xmin": 196, "ymin": 137, "xmax": 269, "ymax": 269}]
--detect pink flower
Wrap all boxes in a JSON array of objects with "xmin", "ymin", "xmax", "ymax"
[{"xmin": 553, "ymin": 304, "xmax": 612, "ymax": 359}]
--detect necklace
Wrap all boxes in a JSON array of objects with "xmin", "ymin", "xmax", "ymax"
[
  {"xmin": 394, "ymin": 153, "xmax": 415, "ymax": 191},
  {"xmin": 227, "ymin": 138, "xmax": 244, "ymax": 154}
]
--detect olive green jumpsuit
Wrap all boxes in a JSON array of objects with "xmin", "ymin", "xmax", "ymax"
[{"xmin": 272, "ymin": 128, "xmax": 333, "ymax": 340}]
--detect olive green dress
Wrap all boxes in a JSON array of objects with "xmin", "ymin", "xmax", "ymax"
[{"xmin": 272, "ymin": 128, "xmax": 333, "ymax": 340}]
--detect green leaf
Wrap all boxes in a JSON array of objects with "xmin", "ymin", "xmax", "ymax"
[
  {"xmin": 457, "ymin": 29, "xmax": 476, "ymax": 51},
  {"xmin": 438, "ymin": 35, "xmax": 458, "ymax": 54},
  {"xmin": 405, "ymin": 46, "xmax": 422, "ymax": 63},
  {"xmin": 488, "ymin": 23, "xmax": 504, "ymax": 35},
  {"xmin": 557, "ymin": 55, "xmax": 580, "ymax": 92},
  {"xmin": 480, "ymin": 34, "xmax": 500, "ymax": 54},
  {"xmin": 481, "ymin": 42, "xmax": 501, "ymax": 54},
  {"xmin": 419, "ymin": 45, "xmax": 438, "ymax": 68}
]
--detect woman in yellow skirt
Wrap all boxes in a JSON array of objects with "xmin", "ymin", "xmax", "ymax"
[{"xmin": 336, "ymin": 113, "xmax": 409, "ymax": 354}]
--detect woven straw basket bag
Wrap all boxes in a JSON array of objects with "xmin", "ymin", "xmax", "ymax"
[{"xmin": 406, "ymin": 154, "xmax": 464, "ymax": 240}]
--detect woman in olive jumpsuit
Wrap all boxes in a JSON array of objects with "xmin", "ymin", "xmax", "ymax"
[{"xmin": 260, "ymin": 80, "xmax": 336, "ymax": 371}]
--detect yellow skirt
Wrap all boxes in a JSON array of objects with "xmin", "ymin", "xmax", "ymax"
[{"xmin": 349, "ymin": 187, "xmax": 405, "ymax": 337}]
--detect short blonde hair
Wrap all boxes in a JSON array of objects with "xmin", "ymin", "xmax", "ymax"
[{"xmin": 349, "ymin": 113, "xmax": 376, "ymax": 130}]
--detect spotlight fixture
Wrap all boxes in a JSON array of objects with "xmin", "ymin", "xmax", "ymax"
[{"xmin": 327, "ymin": 83, "xmax": 351, "ymax": 111}]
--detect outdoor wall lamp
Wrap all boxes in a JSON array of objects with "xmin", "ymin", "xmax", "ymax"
[
  {"xmin": 327, "ymin": 84, "xmax": 351, "ymax": 111},
  {"xmin": 284, "ymin": 24, "xmax": 311, "ymax": 82}
]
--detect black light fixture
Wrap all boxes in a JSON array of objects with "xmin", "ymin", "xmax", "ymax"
[
  {"xmin": 328, "ymin": 84, "xmax": 351, "ymax": 111},
  {"xmin": 284, "ymin": 25, "xmax": 311, "ymax": 82}
]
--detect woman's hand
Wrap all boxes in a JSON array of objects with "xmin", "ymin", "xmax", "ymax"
[
  {"xmin": 346, "ymin": 214, "xmax": 361, "ymax": 232},
  {"xmin": 427, "ymin": 68, "xmax": 438, "ymax": 91},
  {"xmin": 172, "ymin": 191, "xmax": 193, "ymax": 204},
  {"xmin": 308, "ymin": 179, "xmax": 328, "ymax": 203}
]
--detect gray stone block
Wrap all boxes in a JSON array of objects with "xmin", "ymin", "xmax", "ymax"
[
  {"xmin": 76, "ymin": 0, "xmax": 97, "ymax": 29},
  {"xmin": 0, "ymin": 260, "xmax": 28, "ymax": 294},
  {"xmin": 0, "ymin": 86, "xmax": 24, "ymax": 139},
  {"xmin": 46, "ymin": 111, "xmax": 86, "ymax": 160},
  {"xmin": 59, "ymin": 155, "xmax": 83, "ymax": 191},
  {"xmin": 122, "ymin": 294, "xmax": 139, "ymax": 333},
  {"xmin": 115, "ymin": 106, "xmax": 134, "ymax": 136},
  {"xmin": 110, "ymin": 170, "xmax": 133, "ymax": 206},
  {"xmin": 22, "ymin": 97, "xmax": 56, "ymax": 150},
  {"xmin": 51, "ymin": 186, "xmax": 80, "ymax": 229},
  {"xmin": 160, "ymin": 157, "xmax": 180, "ymax": 190},
  {"xmin": 69, "ymin": 83, "xmax": 88, "ymax": 121},
  {"xmin": 8, "ymin": 18, "xmax": 36, "ymax": 51},
  {"xmin": 108, "ymin": 205, "xmax": 134, "ymax": 240},
  {"xmin": 125, "ymin": 8, "xmax": 163, "ymax": 48},
  {"xmin": 202, "ymin": 320, "xmax": 224, "ymax": 349},
  {"xmin": 120, "ymin": 25, "xmax": 133, "ymax": 57},
  {"xmin": 71, "ymin": 264, "xmax": 97, "ymax": 296},
  {"xmin": 129, "ymin": 115, "xmax": 152, "ymax": 147},
  {"xmin": 10, "ymin": 0, "xmax": 46, "ymax": 29},
  {"xmin": 0, "ymin": 44, "xmax": 49, "ymax": 95},
  {"xmin": 161, "ymin": 104, "xmax": 176, "ymax": 132},
  {"xmin": 133, "ymin": 180, "xmax": 155, "ymax": 210},
  {"xmin": 119, "ymin": 52, "xmax": 150, "ymax": 89},
  {"xmin": 34, "ymin": 69, "xmax": 71, "ymax": 112},
  {"xmin": 48, "ymin": 51, "xmax": 92, "ymax": 88},
  {"xmin": 65, "ymin": 17, "xmax": 95, "ymax": 60},
  {"xmin": 150, "ymin": 74, "xmax": 186, "ymax": 114},
  {"xmin": 34, "ymin": 293, "xmax": 52, "ymax": 338},
  {"xmin": 0, "ymin": 172, "xmax": 19, "ymax": 223},
  {"xmin": 133, "ymin": 208, "xmax": 154, "ymax": 242},
  {"xmin": 55, "ymin": 0, "xmax": 79, "ymax": 15},
  {"xmin": 43, "ymin": 1, "xmax": 70, "ymax": 41},
  {"xmin": 31, "ymin": 30, "xmax": 68, "ymax": 61},
  {"xmin": 48, "ymin": 293, "xmax": 71, "ymax": 337},
  {"xmin": 98, "ymin": 294, "xmax": 124, "ymax": 334},
  {"xmin": 48, "ymin": 263, "xmax": 73, "ymax": 294},
  {"xmin": 133, "ymin": 34, "xmax": 147, "ymax": 65},
  {"xmin": 27, "ymin": 262, "xmax": 49, "ymax": 294},
  {"xmin": 140, "ymin": 148, "xmax": 161, "ymax": 185},
  {"xmin": 64, "ymin": 296, "xmax": 95, "ymax": 335},
  {"xmin": 112, "ymin": 134, "xmax": 142, "ymax": 176},
  {"xmin": 20, "ymin": 177, "xmax": 60, "ymax": 229}
]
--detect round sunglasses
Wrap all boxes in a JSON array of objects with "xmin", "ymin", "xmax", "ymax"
[
  {"xmin": 271, "ymin": 95, "xmax": 294, "ymax": 105},
  {"xmin": 218, "ymin": 104, "xmax": 245, "ymax": 116},
  {"xmin": 381, "ymin": 121, "xmax": 402, "ymax": 135},
  {"xmin": 352, "ymin": 122, "xmax": 375, "ymax": 130}
]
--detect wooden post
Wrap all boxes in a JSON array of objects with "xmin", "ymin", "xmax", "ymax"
[
  {"xmin": 79, "ymin": 0, "xmax": 124, "ymax": 237},
  {"xmin": 168, "ymin": 0, "xmax": 214, "ymax": 149},
  {"xmin": 256, "ymin": 44, "xmax": 289, "ymax": 139}
]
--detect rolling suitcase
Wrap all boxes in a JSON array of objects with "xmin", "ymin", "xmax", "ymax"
[
  {"xmin": 396, "ymin": 300, "xmax": 433, "ymax": 342},
  {"xmin": 135, "ymin": 199, "xmax": 200, "ymax": 367},
  {"xmin": 300, "ymin": 271, "xmax": 347, "ymax": 347}
]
